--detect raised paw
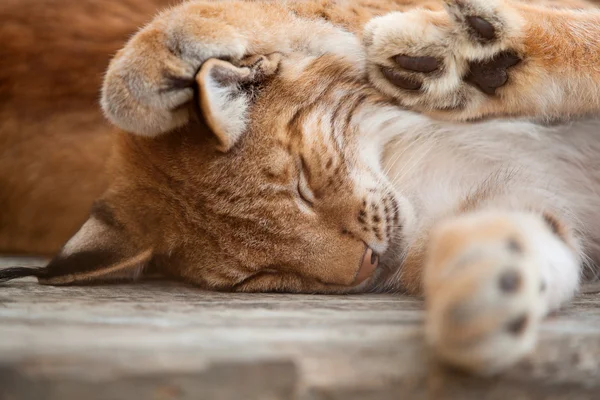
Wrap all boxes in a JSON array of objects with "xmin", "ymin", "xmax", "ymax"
[
  {"xmin": 423, "ymin": 211, "xmax": 579, "ymax": 374},
  {"xmin": 100, "ymin": 2, "xmax": 250, "ymax": 136},
  {"xmin": 364, "ymin": 0, "xmax": 525, "ymax": 119}
]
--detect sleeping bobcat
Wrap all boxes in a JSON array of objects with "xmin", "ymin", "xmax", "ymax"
[{"xmin": 2, "ymin": 0, "xmax": 600, "ymax": 374}]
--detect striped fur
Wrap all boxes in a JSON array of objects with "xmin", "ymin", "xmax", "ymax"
[{"xmin": 2, "ymin": 0, "xmax": 600, "ymax": 374}]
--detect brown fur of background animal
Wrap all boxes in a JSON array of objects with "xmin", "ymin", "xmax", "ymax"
[{"xmin": 0, "ymin": 0, "xmax": 173, "ymax": 255}]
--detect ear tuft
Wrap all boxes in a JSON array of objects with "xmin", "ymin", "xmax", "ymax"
[
  {"xmin": 197, "ymin": 53, "xmax": 281, "ymax": 152},
  {"xmin": 0, "ymin": 267, "xmax": 46, "ymax": 283}
]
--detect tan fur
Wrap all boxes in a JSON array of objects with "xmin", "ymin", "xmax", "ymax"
[{"xmin": 2, "ymin": 0, "xmax": 600, "ymax": 374}]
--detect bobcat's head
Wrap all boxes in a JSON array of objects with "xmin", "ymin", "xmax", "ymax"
[{"xmin": 38, "ymin": 53, "xmax": 415, "ymax": 293}]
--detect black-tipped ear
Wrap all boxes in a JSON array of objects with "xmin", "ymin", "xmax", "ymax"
[
  {"xmin": 40, "ymin": 212, "xmax": 153, "ymax": 285},
  {"xmin": 197, "ymin": 54, "xmax": 281, "ymax": 152},
  {"xmin": 1, "ymin": 202, "xmax": 153, "ymax": 286},
  {"xmin": 39, "ymin": 247, "xmax": 153, "ymax": 286}
]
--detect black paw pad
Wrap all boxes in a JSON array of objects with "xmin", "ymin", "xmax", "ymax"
[
  {"xmin": 380, "ymin": 66, "xmax": 422, "ymax": 90},
  {"xmin": 467, "ymin": 16, "xmax": 496, "ymax": 41},
  {"xmin": 499, "ymin": 269, "xmax": 521, "ymax": 293},
  {"xmin": 507, "ymin": 238, "xmax": 523, "ymax": 253},
  {"xmin": 506, "ymin": 314, "xmax": 529, "ymax": 335},
  {"xmin": 393, "ymin": 55, "xmax": 440, "ymax": 73},
  {"xmin": 466, "ymin": 51, "xmax": 521, "ymax": 95}
]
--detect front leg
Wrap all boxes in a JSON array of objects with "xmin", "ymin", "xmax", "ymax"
[
  {"xmin": 101, "ymin": 0, "xmax": 361, "ymax": 136},
  {"xmin": 365, "ymin": 0, "xmax": 600, "ymax": 122},
  {"xmin": 423, "ymin": 210, "xmax": 582, "ymax": 374}
]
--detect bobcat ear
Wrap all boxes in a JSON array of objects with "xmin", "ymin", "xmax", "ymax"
[
  {"xmin": 34, "ymin": 202, "xmax": 151, "ymax": 285},
  {"xmin": 196, "ymin": 54, "xmax": 281, "ymax": 152}
]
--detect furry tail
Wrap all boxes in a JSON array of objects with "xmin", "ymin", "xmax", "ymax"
[{"xmin": 0, "ymin": 266, "xmax": 46, "ymax": 283}]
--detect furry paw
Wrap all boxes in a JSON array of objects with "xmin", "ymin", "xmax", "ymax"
[
  {"xmin": 101, "ymin": 4, "xmax": 248, "ymax": 136},
  {"xmin": 424, "ymin": 211, "xmax": 579, "ymax": 374},
  {"xmin": 365, "ymin": 0, "xmax": 524, "ymax": 119}
]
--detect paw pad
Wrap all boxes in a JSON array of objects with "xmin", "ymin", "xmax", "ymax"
[
  {"xmin": 393, "ymin": 55, "xmax": 440, "ymax": 73},
  {"xmin": 380, "ymin": 67, "xmax": 422, "ymax": 90},
  {"xmin": 506, "ymin": 314, "xmax": 529, "ymax": 335},
  {"xmin": 466, "ymin": 16, "xmax": 496, "ymax": 41},
  {"xmin": 498, "ymin": 269, "xmax": 522, "ymax": 293},
  {"xmin": 507, "ymin": 238, "xmax": 523, "ymax": 253},
  {"xmin": 465, "ymin": 51, "xmax": 521, "ymax": 95}
]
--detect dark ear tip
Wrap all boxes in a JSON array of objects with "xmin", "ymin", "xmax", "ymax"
[
  {"xmin": 0, "ymin": 266, "xmax": 46, "ymax": 283},
  {"xmin": 35, "ymin": 248, "xmax": 153, "ymax": 286}
]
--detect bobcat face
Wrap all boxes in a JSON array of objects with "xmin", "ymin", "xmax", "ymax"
[{"xmin": 45, "ymin": 54, "xmax": 414, "ymax": 293}]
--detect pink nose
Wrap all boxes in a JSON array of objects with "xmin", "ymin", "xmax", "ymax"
[{"xmin": 353, "ymin": 246, "xmax": 379, "ymax": 285}]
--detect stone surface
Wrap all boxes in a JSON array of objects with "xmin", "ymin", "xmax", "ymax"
[{"xmin": 1, "ymin": 258, "xmax": 600, "ymax": 399}]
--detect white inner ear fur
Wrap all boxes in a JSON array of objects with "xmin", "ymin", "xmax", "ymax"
[
  {"xmin": 197, "ymin": 59, "xmax": 250, "ymax": 152},
  {"xmin": 197, "ymin": 55, "xmax": 280, "ymax": 152},
  {"xmin": 61, "ymin": 217, "xmax": 109, "ymax": 256}
]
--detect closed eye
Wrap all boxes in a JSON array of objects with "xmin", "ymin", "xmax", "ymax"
[
  {"xmin": 297, "ymin": 176, "xmax": 314, "ymax": 206},
  {"xmin": 297, "ymin": 158, "xmax": 315, "ymax": 207}
]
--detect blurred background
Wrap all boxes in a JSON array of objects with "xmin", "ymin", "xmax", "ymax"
[{"xmin": 0, "ymin": 0, "xmax": 173, "ymax": 255}]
